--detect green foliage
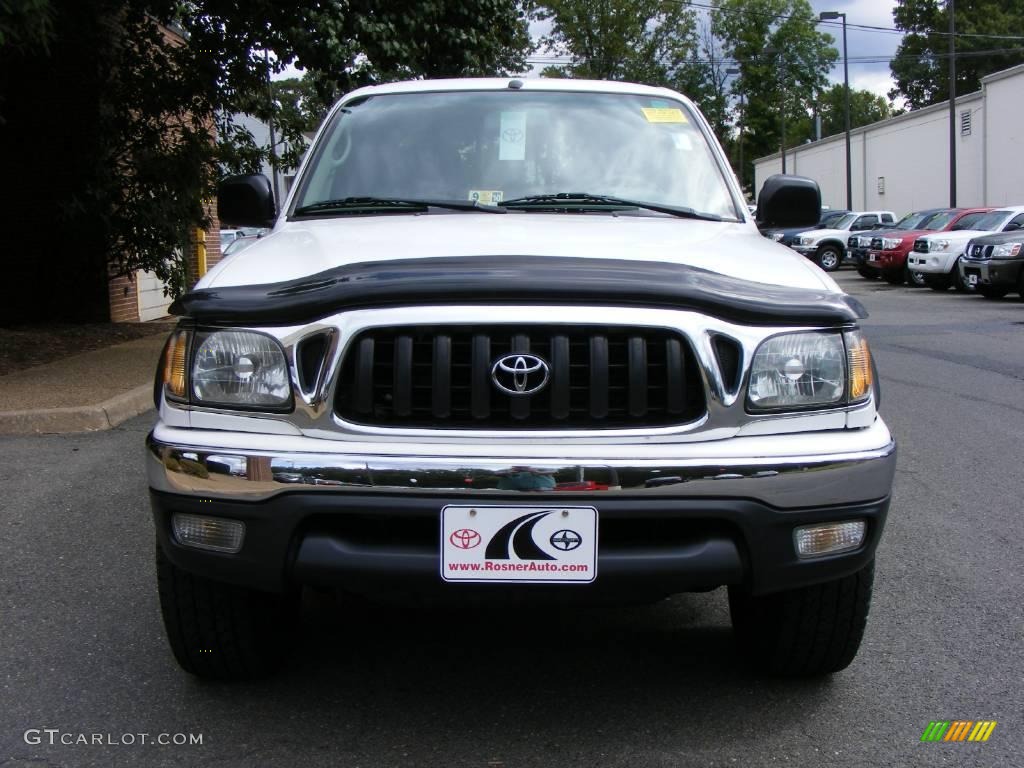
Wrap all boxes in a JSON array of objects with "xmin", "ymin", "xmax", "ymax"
[
  {"xmin": 537, "ymin": 0, "xmax": 700, "ymax": 85},
  {"xmin": 0, "ymin": 0, "xmax": 534, "ymax": 320},
  {"xmin": 816, "ymin": 84, "xmax": 892, "ymax": 136},
  {"xmin": 710, "ymin": 0, "xmax": 838, "ymax": 188},
  {"xmin": 0, "ymin": 0, "xmax": 52, "ymax": 52},
  {"xmin": 889, "ymin": 0, "xmax": 1024, "ymax": 109}
]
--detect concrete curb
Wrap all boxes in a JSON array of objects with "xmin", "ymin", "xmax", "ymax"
[{"xmin": 0, "ymin": 384, "xmax": 154, "ymax": 436}]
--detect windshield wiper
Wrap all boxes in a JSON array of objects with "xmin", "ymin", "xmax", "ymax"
[
  {"xmin": 293, "ymin": 196, "xmax": 505, "ymax": 216},
  {"xmin": 501, "ymin": 193, "xmax": 722, "ymax": 221}
]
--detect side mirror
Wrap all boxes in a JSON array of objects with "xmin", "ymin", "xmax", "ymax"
[
  {"xmin": 218, "ymin": 174, "xmax": 276, "ymax": 228},
  {"xmin": 755, "ymin": 174, "xmax": 821, "ymax": 229},
  {"xmin": 1004, "ymin": 222, "xmax": 1021, "ymax": 232}
]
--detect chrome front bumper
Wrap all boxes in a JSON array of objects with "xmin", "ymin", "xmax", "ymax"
[{"xmin": 147, "ymin": 419, "xmax": 896, "ymax": 510}]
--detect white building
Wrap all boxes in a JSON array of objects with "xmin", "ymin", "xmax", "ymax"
[{"xmin": 754, "ymin": 63, "xmax": 1024, "ymax": 214}]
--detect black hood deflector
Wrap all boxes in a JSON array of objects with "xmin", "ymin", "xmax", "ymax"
[{"xmin": 171, "ymin": 255, "xmax": 867, "ymax": 326}]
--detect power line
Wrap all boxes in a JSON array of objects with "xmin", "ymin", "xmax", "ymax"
[
  {"xmin": 674, "ymin": 0, "xmax": 1024, "ymax": 42},
  {"xmin": 527, "ymin": 46, "xmax": 1024, "ymax": 68}
]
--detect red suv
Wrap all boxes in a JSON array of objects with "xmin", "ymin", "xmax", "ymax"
[{"xmin": 859, "ymin": 208, "xmax": 992, "ymax": 285}]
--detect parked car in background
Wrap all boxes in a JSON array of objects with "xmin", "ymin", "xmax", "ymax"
[
  {"xmin": 221, "ymin": 234, "xmax": 262, "ymax": 257},
  {"xmin": 760, "ymin": 209, "xmax": 850, "ymax": 246},
  {"xmin": 219, "ymin": 229, "xmax": 242, "ymax": 253},
  {"xmin": 959, "ymin": 228, "xmax": 1024, "ymax": 298},
  {"xmin": 791, "ymin": 211, "xmax": 896, "ymax": 272},
  {"xmin": 854, "ymin": 208, "xmax": 991, "ymax": 286},
  {"xmin": 909, "ymin": 207, "xmax": 1024, "ymax": 291}
]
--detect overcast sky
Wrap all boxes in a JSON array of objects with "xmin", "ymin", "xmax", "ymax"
[{"xmin": 810, "ymin": 0, "xmax": 903, "ymax": 98}]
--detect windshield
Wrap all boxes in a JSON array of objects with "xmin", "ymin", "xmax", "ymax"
[
  {"xmin": 293, "ymin": 90, "xmax": 740, "ymax": 220},
  {"xmin": 831, "ymin": 214, "xmax": 856, "ymax": 229},
  {"xmin": 922, "ymin": 210, "xmax": 957, "ymax": 230},
  {"xmin": 894, "ymin": 210, "xmax": 938, "ymax": 230},
  {"xmin": 819, "ymin": 211, "xmax": 847, "ymax": 228},
  {"xmin": 949, "ymin": 212, "xmax": 986, "ymax": 230},
  {"xmin": 960, "ymin": 210, "xmax": 1012, "ymax": 231}
]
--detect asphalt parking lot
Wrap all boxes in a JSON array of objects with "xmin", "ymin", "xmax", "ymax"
[{"xmin": 1, "ymin": 269, "xmax": 1022, "ymax": 768}]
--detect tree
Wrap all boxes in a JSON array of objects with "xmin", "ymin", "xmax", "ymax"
[
  {"xmin": 536, "ymin": 0, "xmax": 701, "ymax": 86},
  {"xmin": 889, "ymin": 0, "xmax": 1024, "ymax": 109},
  {"xmin": 710, "ymin": 0, "xmax": 838, "ymax": 189},
  {"xmin": 816, "ymin": 84, "xmax": 892, "ymax": 137},
  {"xmin": 0, "ymin": 0, "xmax": 534, "ymax": 322}
]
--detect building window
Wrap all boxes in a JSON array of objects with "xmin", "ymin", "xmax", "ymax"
[
  {"xmin": 877, "ymin": 177, "xmax": 885, "ymax": 195},
  {"xmin": 961, "ymin": 110, "xmax": 972, "ymax": 136}
]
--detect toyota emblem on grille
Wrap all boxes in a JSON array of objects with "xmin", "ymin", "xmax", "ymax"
[{"xmin": 491, "ymin": 353, "xmax": 550, "ymax": 396}]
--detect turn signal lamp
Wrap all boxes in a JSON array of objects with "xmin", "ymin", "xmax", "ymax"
[
  {"xmin": 844, "ymin": 330, "xmax": 872, "ymax": 403},
  {"xmin": 164, "ymin": 331, "xmax": 189, "ymax": 400},
  {"xmin": 795, "ymin": 520, "xmax": 866, "ymax": 558},
  {"xmin": 172, "ymin": 513, "xmax": 245, "ymax": 553}
]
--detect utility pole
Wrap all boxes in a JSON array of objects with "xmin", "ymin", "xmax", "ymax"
[
  {"xmin": 948, "ymin": 0, "xmax": 957, "ymax": 207},
  {"xmin": 819, "ymin": 11, "xmax": 852, "ymax": 210},
  {"xmin": 725, "ymin": 67, "xmax": 745, "ymax": 192},
  {"xmin": 264, "ymin": 50, "xmax": 281, "ymax": 206}
]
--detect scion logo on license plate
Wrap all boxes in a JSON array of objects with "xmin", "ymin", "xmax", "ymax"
[{"xmin": 441, "ymin": 505, "xmax": 597, "ymax": 583}]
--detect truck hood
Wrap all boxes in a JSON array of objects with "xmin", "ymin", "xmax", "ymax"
[
  {"xmin": 917, "ymin": 229, "xmax": 995, "ymax": 247},
  {"xmin": 201, "ymin": 214, "xmax": 836, "ymax": 293},
  {"xmin": 795, "ymin": 227, "xmax": 849, "ymax": 243}
]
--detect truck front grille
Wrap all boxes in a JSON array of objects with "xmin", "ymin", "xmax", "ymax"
[{"xmin": 334, "ymin": 325, "xmax": 707, "ymax": 429}]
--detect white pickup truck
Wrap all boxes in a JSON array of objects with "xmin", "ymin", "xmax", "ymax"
[
  {"xmin": 147, "ymin": 78, "xmax": 895, "ymax": 680},
  {"xmin": 909, "ymin": 206, "xmax": 1024, "ymax": 291}
]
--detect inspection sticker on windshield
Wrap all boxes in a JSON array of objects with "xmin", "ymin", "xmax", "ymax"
[
  {"xmin": 469, "ymin": 190, "xmax": 504, "ymax": 204},
  {"xmin": 641, "ymin": 107, "xmax": 687, "ymax": 124},
  {"xmin": 441, "ymin": 505, "xmax": 597, "ymax": 583}
]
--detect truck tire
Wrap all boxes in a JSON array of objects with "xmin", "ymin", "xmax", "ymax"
[
  {"xmin": 156, "ymin": 544, "xmax": 296, "ymax": 679},
  {"xmin": 882, "ymin": 269, "xmax": 904, "ymax": 285},
  {"xmin": 905, "ymin": 267, "xmax": 926, "ymax": 287},
  {"xmin": 952, "ymin": 266, "xmax": 974, "ymax": 293},
  {"xmin": 977, "ymin": 286, "xmax": 1008, "ymax": 299},
  {"xmin": 728, "ymin": 560, "xmax": 874, "ymax": 677},
  {"xmin": 815, "ymin": 245, "xmax": 842, "ymax": 272}
]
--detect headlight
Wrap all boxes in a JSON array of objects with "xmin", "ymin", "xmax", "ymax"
[
  {"xmin": 882, "ymin": 237, "xmax": 902, "ymax": 250},
  {"xmin": 747, "ymin": 330, "xmax": 873, "ymax": 411},
  {"xmin": 770, "ymin": 232, "xmax": 785, "ymax": 242},
  {"xmin": 748, "ymin": 332, "xmax": 845, "ymax": 410},
  {"xmin": 993, "ymin": 242, "xmax": 1022, "ymax": 258},
  {"xmin": 192, "ymin": 330, "xmax": 292, "ymax": 409},
  {"xmin": 798, "ymin": 236, "xmax": 816, "ymax": 246},
  {"xmin": 931, "ymin": 239, "xmax": 951, "ymax": 251}
]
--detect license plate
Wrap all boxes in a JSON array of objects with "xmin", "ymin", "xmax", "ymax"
[
  {"xmin": 441, "ymin": 505, "xmax": 597, "ymax": 583},
  {"xmin": 868, "ymin": 252, "xmax": 878, "ymax": 262},
  {"xmin": 968, "ymin": 274, "xmax": 978, "ymax": 285}
]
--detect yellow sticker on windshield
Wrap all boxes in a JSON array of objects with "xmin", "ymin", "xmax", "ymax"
[
  {"xmin": 641, "ymin": 107, "xmax": 687, "ymax": 124},
  {"xmin": 469, "ymin": 190, "xmax": 504, "ymax": 205}
]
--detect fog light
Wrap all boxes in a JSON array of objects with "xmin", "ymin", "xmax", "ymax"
[
  {"xmin": 172, "ymin": 513, "xmax": 245, "ymax": 553},
  {"xmin": 794, "ymin": 520, "xmax": 865, "ymax": 559}
]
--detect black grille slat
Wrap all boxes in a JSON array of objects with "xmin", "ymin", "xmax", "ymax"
[
  {"xmin": 392, "ymin": 335, "xmax": 413, "ymax": 417},
  {"xmin": 336, "ymin": 325, "xmax": 704, "ymax": 429},
  {"xmin": 432, "ymin": 335, "xmax": 451, "ymax": 418},
  {"xmin": 470, "ymin": 334, "xmax": 490, "ymax": 420},
  {"xmin": 353, "ymin": 337, "xmax": 375, "ymax": 414},
  {"xmin": 665, "ymin": 338, "xmax": 685, "ymax": 415},
  {"xmin": 550, "ymin": 335, "xmax": 570, "ymax": 420},
  {"xmin": 590, "ymin": 335, "xmax": 609, "ymax": 419},
  {"xmin": 627, "ymin": 336, "xmax": 647, "ymax": 417}
]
